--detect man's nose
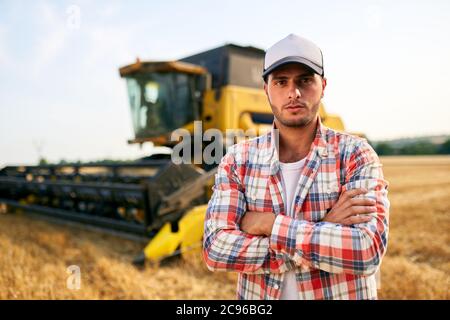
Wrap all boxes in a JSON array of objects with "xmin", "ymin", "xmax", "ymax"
[{"xmin": 288, "ymin": 83, "xmax": 301, "ymax": 99}]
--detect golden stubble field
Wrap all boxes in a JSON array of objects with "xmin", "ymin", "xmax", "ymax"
[{"xmin": 0, "ymin": 156, "xmax": 449, "ymax": 299}]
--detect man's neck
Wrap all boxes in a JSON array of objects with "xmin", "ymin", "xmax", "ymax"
[{"xmin": 275, "ymin": 117, "xmax": 318, "ymax": 163}]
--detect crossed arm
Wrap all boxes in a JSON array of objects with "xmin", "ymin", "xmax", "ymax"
[
  {"xmin": 203, "ymin": 142, "xmax": 390, "ymax": 276},
  {"xmin": 241, "ymin": 187, "xmax": 377, "ymax": 236}
]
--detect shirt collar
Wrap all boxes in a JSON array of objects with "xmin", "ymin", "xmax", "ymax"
[{"xmin": 266, "ymin": 116, "xmax": 328, "ymax": 174}]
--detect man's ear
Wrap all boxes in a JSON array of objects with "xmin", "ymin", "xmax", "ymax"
[{"xmin": 321, "ymin": 77, "xmax": 327, "ymax": 98}]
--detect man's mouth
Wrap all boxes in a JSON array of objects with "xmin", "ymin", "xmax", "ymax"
[{"xmin": 285, "ymin": 104, "xmax": 306, "ymax": 111}]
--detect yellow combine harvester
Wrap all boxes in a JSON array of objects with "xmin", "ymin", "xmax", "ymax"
[{"xmin": 0, "ymin": 43, "xmax": 349, "ymax": 265}]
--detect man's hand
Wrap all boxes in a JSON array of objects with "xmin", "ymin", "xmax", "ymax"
[
  {"xmin": 240, "ymin": 211, "xmax": 276, "ymax": 236},
  {"xmin": 322, "ymin": 188, "xmax": 377, "ymax": 225}
]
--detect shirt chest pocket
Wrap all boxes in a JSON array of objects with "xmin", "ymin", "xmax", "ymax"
[
  {"xmin": 300, "ymin": 172, "xmax": 341, "ymax": 222},
  {"xmin": 245, "ymin": 176, "xmax": 273, "ymax": 213}
]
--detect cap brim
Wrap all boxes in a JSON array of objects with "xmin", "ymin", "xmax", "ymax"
[{"xmin": 262, "ymin": 56, "xmax": 323, "ymax": 78}]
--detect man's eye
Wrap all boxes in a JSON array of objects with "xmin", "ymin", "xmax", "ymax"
[
  {"xmin": 301, "ymin": 78, "xmax": 312, "ymax": 84},
  {"xmin": 275, "ymin": 80, "xmax": 286, "ymax": 86}
]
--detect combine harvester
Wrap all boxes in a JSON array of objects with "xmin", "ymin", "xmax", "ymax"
[{"xmin": 0, "ymin": 44, "xmax": 349, "ymax": 265}]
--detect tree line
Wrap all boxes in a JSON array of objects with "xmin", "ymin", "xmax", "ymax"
[{"xmin": 371, "ymin": 138, "xmax": 450, "ymax": 156}]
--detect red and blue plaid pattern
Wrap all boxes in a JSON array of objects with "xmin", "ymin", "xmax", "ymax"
[{"xmin": 203, "ymin": 117, "xmax": 390, "ymax": 300}]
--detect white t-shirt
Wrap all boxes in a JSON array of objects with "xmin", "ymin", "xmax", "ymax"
[{"xmin": 279, "ymin": 157, "xmax": 306, "ymax": 300}]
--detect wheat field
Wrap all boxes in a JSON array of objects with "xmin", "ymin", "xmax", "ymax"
[{"xmin": 0, "ymin": 156, "xmax": 449, "ymax": 299}]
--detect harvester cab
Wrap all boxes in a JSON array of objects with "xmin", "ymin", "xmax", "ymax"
[
  {"xmin": 119, "ymin": 60, "xmax": 210, "ymax": 148},
  {"xmin": 0, "ymin": 43, "xmax": 351, "ymax": 265}
]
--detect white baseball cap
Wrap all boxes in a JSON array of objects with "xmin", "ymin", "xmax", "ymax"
[{"xmin": 262, "ymin": 34, "xmax": 324, "ymax": 79}]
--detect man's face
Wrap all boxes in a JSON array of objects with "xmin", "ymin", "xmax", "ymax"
[{"xmin": 264, "ymin": 63, "xmax": 327, "ymax": 128}]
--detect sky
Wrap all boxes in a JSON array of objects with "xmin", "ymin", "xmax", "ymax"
[{"xmin": 0, "ymin": 0, "xmax": 449, "ymax": 167}]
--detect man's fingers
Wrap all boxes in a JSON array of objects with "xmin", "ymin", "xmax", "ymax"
[
  {"xmin": 335, "ymin": 188, "xmax": 369, "ymax": 208},
  {"xmin": 346, "ymin": 206, "xmax": 377, "ymax": 218},
  {"xmin": 339, "ymin": 198, "xmax": 376, "ymax": 212},
  {"xmin": 323, "ymin": 188, "xmax": 377, "ymax": 224},
  {"xmin": 342, "ymin": 188, "xmax": 368, "ymax": 200},
  {"xmin": 349, "ymin": 198, "xmax": 376, "ymax": 207},
  {"xmin": 341, "ymin": 215, "xmax": 373, "ymax": 225}
]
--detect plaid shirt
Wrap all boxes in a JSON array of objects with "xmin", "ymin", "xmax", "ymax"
[{"xmin": 203, "ymin": 117, "xmax": 390, "ymax": 300}]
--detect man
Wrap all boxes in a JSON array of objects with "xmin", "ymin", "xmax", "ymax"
[{"xmin": 203, "ymin": 34, "xmax": 389, "ymax": 300}]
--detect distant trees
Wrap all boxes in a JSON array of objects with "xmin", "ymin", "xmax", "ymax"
[
  {"xmin": 38, "ymin": 157, "xmax": 49, "ymax": 165},
  {"xmin": 399, "ymin": 141, "xmax": 438, "ymax": 155},
  {"xmin": 438, "ymin": 139, "xmax": 450, "ymax": 154},
  {"xmin": 374, "ymin": 143, "xmax": 395, "ymax": 156},
  {"xmin": 372, "ymin": 138, "xmax": 450, "ymax": 155}
]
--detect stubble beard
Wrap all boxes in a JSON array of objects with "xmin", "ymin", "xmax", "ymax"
[{"xmin": 271, "ymin": 100, "xmax": 321, "ymax": 128}]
